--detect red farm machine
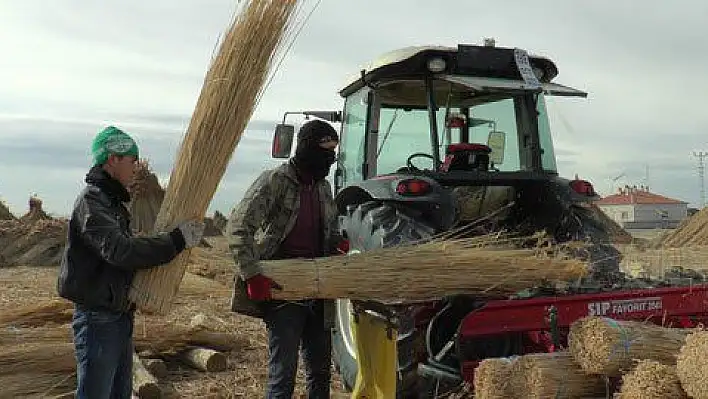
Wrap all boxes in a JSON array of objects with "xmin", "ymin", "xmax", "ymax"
[{"xmin": 270, "ymin": 41, "xmax": 708, "ymax": 397}]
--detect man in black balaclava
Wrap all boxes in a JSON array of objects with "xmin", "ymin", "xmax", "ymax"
[
  {"xmin": 292, "ymin": 119, "xmax": 338, "ymax": 180},
  {"xmin": 227, "ymin": 119, "xmax": 345, "ymax": 398}
]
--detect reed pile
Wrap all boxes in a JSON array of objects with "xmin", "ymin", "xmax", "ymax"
[
  {"xmin": 0, "ymin": 298, "xmax": 73, "ymax": 327},
  {"xmin": 473, "ymin": 357, "xmax": 519, "ymax": 399},
  {"xmin": 568, "ymin": 316, "xmax": 690, "ymax": 376},
  {"xmin": 128, "ymin": 0, "xmax": 302, "ymax": 314},
  {"xmin": 212, "ymin": 210, "xmax": 228, "ymax": 232},
  {"xmin": 19, "ymin": 195, "xmax": 52, "ymax": 222},
  {"xmin": 0, "ymin": 218, "xmax": 67, "ymax": 267},
  {"xmin": 589, "ymin": 203, "xmax": 633, "ymax": 244},
  {"xmin": 513, "ymin": 352, "xmax": 606, "ymax": 399},
  {"xmin": 128, "ymin": 159, "xmax": 165, "ymax": 234},
  {"xmin": 660, "ymin": 207, "xmax": 708, "ymax": 247},
  {"xmin": 203, "ymin": 216, "xmax": 223, "ymax": 237},
  {"xmin": 0, "ymin": 199, "xmax": 14, "ymax": 220},
  {"xmin": 616, "ymin": 360, "xmax": 688, "ymax": 399},
  {"xmin": 0, "ymin": 342, "xmax": 77, "ymax": 397},
  {"xmin": 260, "ymin": 233, "xmax": 589, "ymax": 301},
  {"xmin": 677, "ymin": 330, "xmax": 708, "ymax": 398}
]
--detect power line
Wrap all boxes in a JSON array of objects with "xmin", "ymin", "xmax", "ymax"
[{"xmin": 693, "ymin": 151, "xmax": 707, "ymax": 208}]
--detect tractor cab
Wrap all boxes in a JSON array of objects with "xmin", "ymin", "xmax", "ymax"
[
  {"xmin": 273, "ymin": 41, "xmax": 588, "ymax": 188},
  {"xmin": 272, "ymin": 41, "xmax": 593, "ymax": 228}
]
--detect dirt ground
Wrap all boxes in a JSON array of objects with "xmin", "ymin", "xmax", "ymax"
[{"xmin": 0, "ymin": 236, "xmax": 349, "ymax": 398}]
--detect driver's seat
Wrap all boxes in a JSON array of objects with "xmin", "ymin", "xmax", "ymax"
[{"xmin": 440, "ymin": 143, "xmax": 492, "ymax": 172}]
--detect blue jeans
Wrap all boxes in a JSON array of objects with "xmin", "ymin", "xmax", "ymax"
[
  {"xmin": 71, "ymin": 305, "xmax": 134, "ymax": 399},
  {"xmin": 264, "ymin": 300, "xmax": 332, "ymax": 399}
]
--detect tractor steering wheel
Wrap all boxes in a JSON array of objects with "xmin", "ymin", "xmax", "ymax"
[{"xmin": 406, "ymin": 153, "xmax": 440, "ymax": 172}]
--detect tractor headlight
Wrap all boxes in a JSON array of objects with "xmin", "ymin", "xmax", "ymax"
[{"xmin": 427, "ymin": 57, "xmax": 447, "ymax": 73}]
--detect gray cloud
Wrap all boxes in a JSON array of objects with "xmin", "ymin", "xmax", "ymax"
[
  {"xmin": 0, "ymin": 116, "xmax": 283, "ymax": 216},
  {"xmin": 1, "ymin": 0, "xmax": 707, "ymax": 214}
]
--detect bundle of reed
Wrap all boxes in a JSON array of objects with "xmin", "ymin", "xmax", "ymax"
[
  {"xmin": 473, "ymin": 357, "xmax": 519, "ymax": 399},
  {"xmin": 128, "ymin": 159, "xmax": 165, "ymax": 234},
  {"xmin": 0, "ymin": 342, "xmax": 76, "ymax": 376},
  {"xmin": 259, "ymin": 234, "xmax": 589, "ymax": 301},
  {"xmin": 212, "ymin": 210, "xmax": 228, "ymax": 232},
  {"xmin": 616, "ymin": 360, "xmax": 688, "ymax": 399},
  {"xmin": 676, "ymin": 330, "xmax": 708, "ymax": 398},
  {"xmin": 0, "ymin": 298, "xmax": 73, "ymax": 327},
  {"xmin": 0, "ymin": 342, "xmax": 77, "ymax": 397},
  {"xmin": 0, "ymin": 324, "xmax": 72, "ymax": 347},
  {"xmin": 513, "ymin": 352, "xmax": 606, "ymax": 399},
  {"xmin": 0, "ymin": 218, "xmax": 67, "ymax": 267},
  {"xmin": 203, "ymin": 216, "xmax": 223, "ymax": 237},
  {"xmin": 568, "ymin": 316, "xmax": 690, "ymax": 376},
  {"xmin": 0, "ymin": 372, "xmax": 76, "ymax": 398},
  {"xmin": 128, "ymin": 0, "xmax": 302, "ymax": 314}
]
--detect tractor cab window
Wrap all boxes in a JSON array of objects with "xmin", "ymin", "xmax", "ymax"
[
  {"xmin": 376, "ymin": 107, "xmax": 447, "ymax": 174},
  {"xmin": 337, "ymin": 88, "xmax": 368, "ymax": 187},
  {"xmin": 536, "ymin": 95, "xmax": 558, "ymax": 172},
  {"xmin": 374, "ymin": 98, "xmax": 523, "ymax": 175},
  {"xmin": 464, "ymin": 98, "xmax": 520, "ymax": 172}
]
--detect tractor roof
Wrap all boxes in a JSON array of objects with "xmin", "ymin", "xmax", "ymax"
[{"xmin": 338, "ymin": 44, "xmax": 561, "ymax": 98}]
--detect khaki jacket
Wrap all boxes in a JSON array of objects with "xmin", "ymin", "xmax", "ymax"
[{"xmin": 226, "ymin": 161, "xmax": 340, "ymax": 323}]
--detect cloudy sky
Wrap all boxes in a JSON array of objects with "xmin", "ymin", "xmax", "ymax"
[{"xmin": 0, "ymin": 0, "xmax": 706, "ymax": 217}]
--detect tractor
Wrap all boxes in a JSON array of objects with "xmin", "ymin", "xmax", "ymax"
[{"xmin": 268, "ymin": 41, "xmax": 706, "ymax": 397}]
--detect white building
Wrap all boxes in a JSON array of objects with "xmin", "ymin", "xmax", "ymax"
[{"xmin": 595, "ymin": 186, "xmax": 688, "ymax": 229}]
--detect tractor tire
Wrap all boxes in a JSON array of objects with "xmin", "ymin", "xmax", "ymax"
[{"xmin": 332, "ymin": 201, "xmax": 436, "ymax": 398}]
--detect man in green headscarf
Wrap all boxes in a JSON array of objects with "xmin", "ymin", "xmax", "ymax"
[{"xmin": 57, "ymin": 125, "xmax": 206, "ymax": 399}]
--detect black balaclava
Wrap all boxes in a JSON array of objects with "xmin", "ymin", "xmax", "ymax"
[{"xmin": 293, "ymin": 119, "xmax": 338, "ymax": 181}]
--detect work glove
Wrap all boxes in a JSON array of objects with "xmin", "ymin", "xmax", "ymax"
[
  {"xmin": 335, "ymin": 239, "xmax": 349, "ymax": 255},
  {"xmin": 246, "ymin": 274, "xmax": 281, "ymax": 301},
  {"xmin": 176, "ymin": 219, "xmax": 205, "ymax": 249}
]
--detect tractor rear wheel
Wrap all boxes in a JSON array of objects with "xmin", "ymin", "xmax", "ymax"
[{"xmin": 332, "ymin": 201, "xmax": 436, "ymax": 398}]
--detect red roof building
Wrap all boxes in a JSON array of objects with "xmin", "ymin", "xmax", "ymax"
[
  {"xmin": 596, "ymin": 187, "xmax": 687, "ymax": 206},
  {"xmin": 595, "ymin": 185, "xmax": 688, "ymax": 229}
]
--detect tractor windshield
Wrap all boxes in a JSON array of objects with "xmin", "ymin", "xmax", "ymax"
[
  {"xmin": 375, "ymin": 94, "xmax": 557, "ymax": 175},
  {"xmin": 335, "ymin": 77, "xmax": 568, "ymax": 189}
]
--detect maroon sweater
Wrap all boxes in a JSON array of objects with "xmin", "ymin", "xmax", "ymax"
[{"xmin": 278, "ymin": 171, "xmax": 323, "ymax": 259}]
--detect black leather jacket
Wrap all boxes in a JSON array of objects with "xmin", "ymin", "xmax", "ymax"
[{"xmin": 57, "ymin": 166, "xmax": 185, "ymax": 313}]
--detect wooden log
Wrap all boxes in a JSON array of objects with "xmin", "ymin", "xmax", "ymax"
[
  {"xmin": 180, "ymin": 347, "xmax": 227, "ymax": 372},
  {"xmin": 132, "ymin": 353, "xmax": 161, "ymax": 399},
  {"xmin": 143, "ymin": 358, "xmax": 168, "ymax": 379},
  {"xmin": 569, "ymin": 316, "xmax": 690, "ymax": 376},
  {"xmin": 259, "ymin": 235, "xmax": 588, "ymax": 301},
  {"xmin": 187, "ymin": 330, "xmax": 243, "ymax": 352}
]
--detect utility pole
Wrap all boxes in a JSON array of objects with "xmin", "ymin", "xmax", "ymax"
[{"xmin": 694, "ymin": 151, "xmax": 707, "ymax": 208}]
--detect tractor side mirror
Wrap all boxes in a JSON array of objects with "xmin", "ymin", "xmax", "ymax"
[
  {"xmin": 272, "ymin": 124, "xmax": 295, "ymax": 159},
  {"xmin": 487, "ymin": 131, "xmax": 506, "ymax": 165}
]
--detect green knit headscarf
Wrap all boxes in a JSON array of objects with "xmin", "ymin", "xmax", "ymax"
[{"xmin": 91, "ymin": 126, "xmax": 140, "ymax": 166}]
